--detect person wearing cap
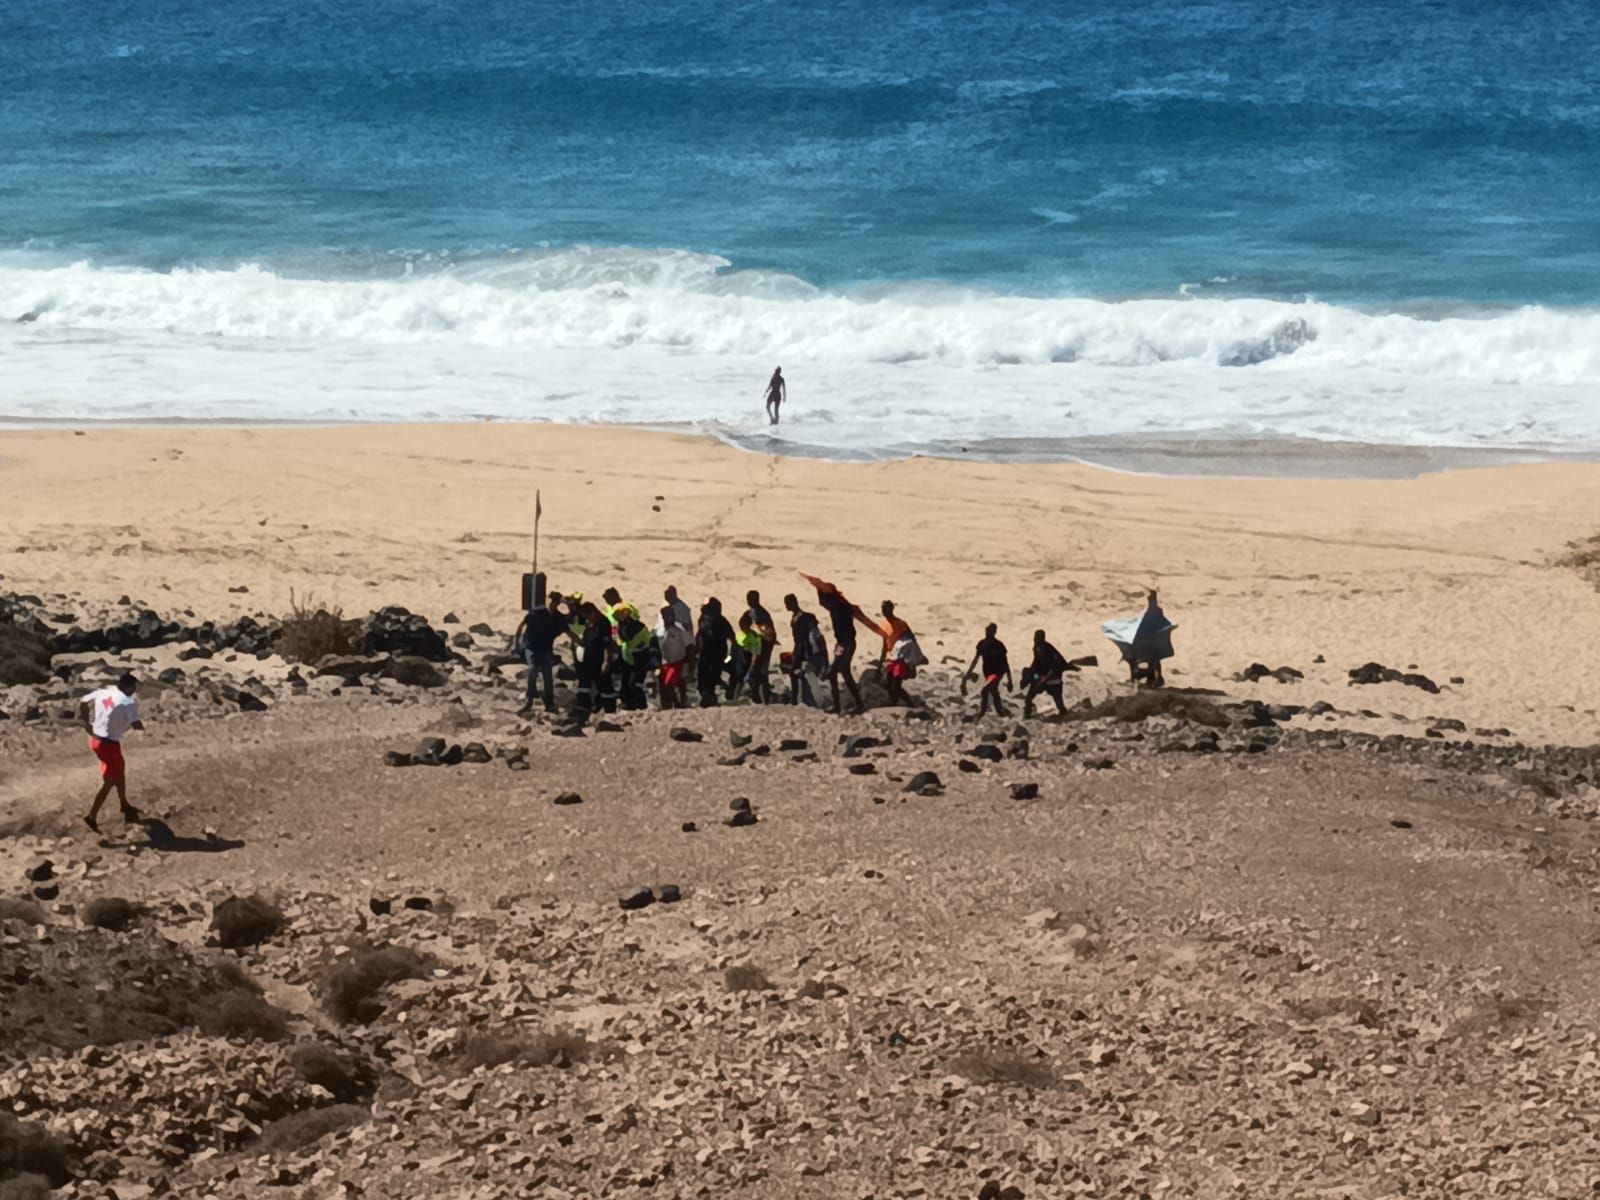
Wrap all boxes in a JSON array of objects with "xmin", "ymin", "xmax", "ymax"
[
  {"xmin": 80, "ymin": 673, "xmax": 145, "ymax": 832},
  {"xmin": 613, "ymin": 603, "xmax": 655, "ymax": 710}
]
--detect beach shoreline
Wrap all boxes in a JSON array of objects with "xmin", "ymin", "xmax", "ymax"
[{"xmin": 2, "ymin": 413, "xmax": 1594, "ymax": 480}]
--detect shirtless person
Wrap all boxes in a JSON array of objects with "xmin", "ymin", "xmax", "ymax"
[
  {"xmin": 80, "ymin": 673, "xmax": 145, "ymax": 832},
  {"xmin": 764, "ymin": 367, "xmax": 786, "ymax": 426},
  {"xmin": 963, "ymin": 623, "xmax": 1013, "ymax": 718}
]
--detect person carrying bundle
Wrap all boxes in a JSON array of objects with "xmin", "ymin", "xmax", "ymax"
[
  {"xmin": 875, "ymin": 600, "xmax": 926, "ymax": 708},
  {"xmin": 657, "ymin": 605, "xmax": 694, "ymax": 709},
  {"xmin": 801, "ymin": 573, "xmax": 872, "ymax": 715}
]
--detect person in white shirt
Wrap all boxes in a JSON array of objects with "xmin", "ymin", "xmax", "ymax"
[
  {"xmin": 662, "ymin": 585, "xmax": 694, "ymax": 638},
  {"xmin": 80, "ymin": 673, "xmax": 145, "ymax": 832}
]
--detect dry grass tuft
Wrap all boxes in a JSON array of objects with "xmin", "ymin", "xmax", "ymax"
[
  {"xmin": 1286, "ymin": 996, "xmax": 1383, "ymax": 1028},
  {"xmin": 257, "ymin": 1105, "xmax": 368, "ymax": 1154},
  {"xmin": 212, "ymin": 894, "xmax": 284, "ymax": 951},
  {"xmin": 523, "ymin": 1028, "xmax": 592, "ymax": 1068},
  {"xmin": 277, "ymin": 592, "xmax": 360, "ymax": 665},
  {"xmin": 0, "ymin": 898, "xmax": 46, "ymax": 926},
  {"xmin": 1447, "ymin": 993, "xmax": 1543, "ymax": 1039},
  {"xmin": 951, "ymin": 1048, "xmax": 1056, "ymax": 1090},
  {"xmin": 723, "ymin": 964, "xmax": 775, "ymax": 993},
  {"xmin": 197, "ymin": 991, "xmax": 290, "ymax": 1041},
  {"xmin": 322, "ymin": 946, "xmax": 432, "ymax": 1024},
  {"xmin": 458, "ymin": 1027, "xmax": 593, "ymax": 1070},
  {"xmin": 0, "ymin": 1113, "xmax": 71, "ymax": 1187},
  {"xmin": 1075, "ymin": 689, "xmax": 1230, "ymax": 727},
  {"xmin": 82, "ymin": 897, "xmax": 140, "ymax": 932},
  {"xmin": 287, "ymin": 1043, "xmax": 375, "ymax": 1101}
]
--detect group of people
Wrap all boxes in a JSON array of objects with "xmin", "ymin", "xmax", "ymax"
[
  {"xmin": 512, "ymin": 574, "xmax": 929, "ymax": 717},
  {"xmin": 508, "ymin": 573, "xmax": 1175, "ymax": 722}
]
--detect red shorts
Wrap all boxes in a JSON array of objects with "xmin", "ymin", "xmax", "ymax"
[
  {"xmin": 661, "ymin": 662, "xmax": 684, "ymax": 689},
  {"xmin": 90, "ymin": 736, "xmax": 125, "ymax": 781},
  {"xmin": 985, "ymin": 673, "xmax": 1001, "ymax": 686},
  {"xmin": 886, "ymin": 660, "xmax": 910, "ymax": 682}
]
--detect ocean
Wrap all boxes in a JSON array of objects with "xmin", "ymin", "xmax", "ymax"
[{"xmin": 3, "ymin": 0, "xmax": 1599, "ymax": 461}]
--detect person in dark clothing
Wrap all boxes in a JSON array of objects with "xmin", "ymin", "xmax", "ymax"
[
  {"xmin": 1023, "ymin": 629, "xmax": 1070, "ymax": 718},
  {"xmin": 814, "ymin": 582, "xmax": 866, "ymax": 715},
  {"xmin": 783, "ymin": 592, "xmax": 827, "ymax": 707},
  {"xmin": 743, "ymin": 589, "xmax": 777, "ymax": 704},
  {"xmin": 513, "ymin": 600, "xmax": 568, "ymax": 714},
  {"xmin": 574, "ymin": 604, "xmax": 614, "ymax": 714},
  {"xmin": 963, "ymin": 623, "xmax": 1012, "ymax": 718},
  {"xmin": 764, "ymin": 367, "xmax": 786, "ymax": 426},
  {"xmin": 696, "ymin": 598, "xmax": 735, "ymax": 708}
]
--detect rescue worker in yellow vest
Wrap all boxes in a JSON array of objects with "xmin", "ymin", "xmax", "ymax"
[
  {"xmin": 614, "ymin": 603, "xmax": 655, "ymax": 710},
  {"xmin": 729, "ymin": 612, "xmax": 763, "ymax": 702}
]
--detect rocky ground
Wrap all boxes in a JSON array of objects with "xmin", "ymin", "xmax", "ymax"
[{"xmin": 3, "ymin": 589, "xmax": 1600, "ymax": 1199}]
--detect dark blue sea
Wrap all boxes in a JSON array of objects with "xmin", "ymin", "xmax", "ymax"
[{"xmin": 3, "ymin": 0, "xmax": 1598, "ymax": 452}]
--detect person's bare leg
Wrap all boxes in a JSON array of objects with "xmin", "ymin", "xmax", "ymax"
[
  {"xmin": 114, "ymin": 775, "xmax": 140, "ymax": 820},
  {"xmin": 85, "ymin": 777, "xmax": 115, "ymax": 831}
]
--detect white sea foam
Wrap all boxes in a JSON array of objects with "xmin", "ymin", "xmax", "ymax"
[{"xmin": 2, "ymin": 248, "xmax": 1597, "ymax": 455}]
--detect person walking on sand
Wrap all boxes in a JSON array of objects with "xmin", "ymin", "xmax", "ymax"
[
  {"xmin": 513, "ymin": 593, "xmax": 567, "ymax": 714},
  {"xmin": 876, "ymin": 599, "xmax": 922, "ymax": 708},
  {"xmin": 805, "ymin": 576, "xmax": 867, "ymax": 714},
  {"xmin": 1023, "ymin": 629, "xmax": 1070, "ymax": 718},
  {"xmin": 696, "ymin": 598, "xmax": 735, "ymax": 708},
  {"xmin": 743, "ymin": 589, "xmax": 778, "ymax": 703},
  {"xmin": 662, "ymin": 585, "xmax": 694, "ymax": 637},
  {"xmin": 783, "ymin": 592, "xmax": 827, "ymax": 707},
  {"xmin": 81, "ymin": 673, "xmax": 144, "ymax": 832},
  {"xmin": 764, "ymin": 367, "xmax": 786, "ymax": 426},
  {"xmin": 963, "ymin": 623, "xmax": 1013, "ymax": 718},
  {"xmin": 657, "ymin": 605, "xmax": 694, "ymax": 709}
]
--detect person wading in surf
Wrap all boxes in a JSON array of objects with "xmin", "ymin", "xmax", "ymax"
[{"xmin": 764, "ymin": 367, "xmax": 786, "ymax": 426}]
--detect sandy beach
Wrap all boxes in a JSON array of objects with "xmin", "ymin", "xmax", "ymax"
[
  {"xmin": 4, "ymin": 422, "xmax": 1599, "ymax": 743},
  {"xmin": 5, "ymin": 424, "xmax": 1600, "ymax": 1199}
]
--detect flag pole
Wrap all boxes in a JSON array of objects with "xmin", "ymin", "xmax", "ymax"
[{"xmin": 533, "ymin": 489, "xmax": 542, "ymax": 582}]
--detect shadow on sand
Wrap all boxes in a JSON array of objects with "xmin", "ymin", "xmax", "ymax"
[{"xmin": 99, "ymin": 817, "xmax": 245, "ymax": 854}]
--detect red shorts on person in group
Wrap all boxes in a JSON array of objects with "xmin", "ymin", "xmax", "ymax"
[
  {"xmin": 985, "ymin": 673, "xmax": 1001, "ymax": 686},
  {"xmin": 886, "ymin": 660, "xmax": 910, "ymax": 681},
  {"xmin": 90, "ymin": 736, "xmax": 125, "ymax": 781},
  {"xmin": 661, "ymin": 662, "xmax": 684, "ymax": 689}
]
